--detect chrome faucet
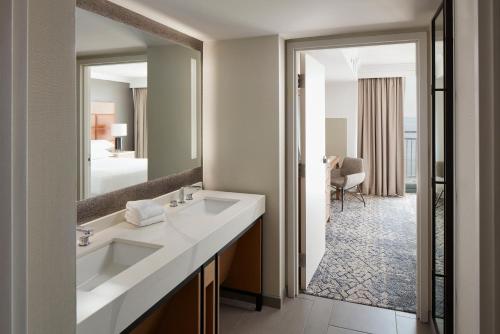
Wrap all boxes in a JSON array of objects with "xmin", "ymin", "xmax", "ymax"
[
  {"xmin": 179, "ymin": 185, "xmax": 202, "ymax": 203},
  {"xmin": 77, "ymin": 226, "xmax": 93, "ymax": 247},
  {"xmin": 178, "ymin": 187, "xmax": 186, "ymax": 204}
]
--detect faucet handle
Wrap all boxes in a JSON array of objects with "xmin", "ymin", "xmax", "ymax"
[
  {"xmin": 184, "ymin": 185, "xmax": 202, "ymax": 201},
  {"xmin": 77, "ymin": 227, "xmax": 93, "ymax": 236}
]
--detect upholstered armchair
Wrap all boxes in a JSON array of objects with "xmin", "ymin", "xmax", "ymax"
[{"xmin": 331, "ymin": 157, "xmax": 366, "ymax": 211}]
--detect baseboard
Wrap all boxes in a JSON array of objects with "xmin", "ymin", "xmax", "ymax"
[
  {"xmin": 220, "ymin": 289, "xmax": 283, "ymax": 309},
  {"xmin": 263, "ymin": 295, "xmax": 283, "ymax": 309}
]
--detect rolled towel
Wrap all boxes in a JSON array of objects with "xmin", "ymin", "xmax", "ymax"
[
  {"xmin": 125, "ymin": 212, "xmax": 166, "ymax": 227},
  {"xmin": 126, "ymin": 200, "xmax": 164, "ymax": 222}
]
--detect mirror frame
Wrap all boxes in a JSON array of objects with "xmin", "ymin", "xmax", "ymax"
[{"xmin": 76, "ymin": 0, "xmax": 203, "ymax": 224}]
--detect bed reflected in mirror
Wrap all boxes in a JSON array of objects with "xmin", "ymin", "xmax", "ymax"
[
  {"xmin": 76, "ymin": 7, "xmax": 201, "ymax": 200},
  {"xmin": 87, "ymin": 63, "xmax": 148, "ymax": 197}
]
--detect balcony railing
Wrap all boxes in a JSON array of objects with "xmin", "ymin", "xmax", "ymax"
[{"xmin": 405, "ymin": 131, "xmax": 417, "ymax": 186}]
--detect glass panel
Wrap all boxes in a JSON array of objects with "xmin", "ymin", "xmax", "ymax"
[
  {"xmin": 434, "ymin": 91, "xmax": 445, "ymax": 181},
  {"xmin": 434, "ymin": 185, "xmax": 445, "ymax": 276},
  {"xmin": 434, "ymin": 9, "xmax": 444, "ymax": 89},
  {"xmin": 433, "ymin": 275, "xmax": 445, "ymax": 332},
  {"xmin": 432, "ymin": 4, "xmax": 452, "ymax": 334}
]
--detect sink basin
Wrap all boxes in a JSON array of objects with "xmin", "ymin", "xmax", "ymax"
[
  {"xmin": 178, "ymin": 198, "xmax": 239, "ymax": 216},
  {"xmin": 77, "ymin": 239, "xmax": 162, "ymax": 292}
]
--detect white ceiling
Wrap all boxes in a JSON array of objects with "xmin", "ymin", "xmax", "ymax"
[
  {"xmin": 357, "ymin": 43, "xmax": 416, "ymax": 64},
  {"xmin": 76, "ymin": 8, "xmax": 170, "ymax": 56},
  {"xmin": 307, "ymin": 43, "xmax": 416, "ymax": 82},
  {"xmin": 307, "ymin": 49, "xmax": 356, "ymax": 82},
  {"xmin": 109, "ymin": 0, "xmax": 440, "ymax": 41},
  {"xmin": 90, "ymin": 62, "xmax": 147, "ymax": 87}
]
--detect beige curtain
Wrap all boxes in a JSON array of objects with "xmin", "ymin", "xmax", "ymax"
[
  {"xmin": 358, "ymin": 77, "xmax": 404, "ymax": 196},
  {"xmin": 132, "ymin": 88, "xmax": 148, "ymax": 158}
]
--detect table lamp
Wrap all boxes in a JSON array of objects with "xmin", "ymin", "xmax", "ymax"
[{"xmin": 111, "ymin": 123, "xmax": 127, "ymax": 151}]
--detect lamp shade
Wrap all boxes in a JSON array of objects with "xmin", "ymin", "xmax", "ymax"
[{"xmin": 111, "ymin": 123, "xmax": 127, "ymax": 137}]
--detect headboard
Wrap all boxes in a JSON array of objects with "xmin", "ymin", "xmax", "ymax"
[{"xmin": 91, "ymin": 101, "xmax": 115, "ymax": 141}]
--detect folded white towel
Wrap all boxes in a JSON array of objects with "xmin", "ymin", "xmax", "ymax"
[
  {"xmin": 125, "ymin": 212, "xmax": 165, "ymax": 227},
  {"xmin": 125, "ymin": 200, "xmax": 165, "ymax": 222}
]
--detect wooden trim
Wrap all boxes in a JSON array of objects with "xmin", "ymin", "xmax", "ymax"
[
  {"xmin": 215, "ymin": 257, "xmax": 220, "ymax": 334},
  {"xmin": 203, "ymin": 260, "xmax": 216, "ymax": 334},
  {"xmin": 76, "ymin": 0, "xmax": 203, "ymax": 51}
]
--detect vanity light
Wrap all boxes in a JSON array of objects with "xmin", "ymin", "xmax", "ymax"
[{"xmin": 111, "ymin": 123, "xmax": 127, "ymax": 151}]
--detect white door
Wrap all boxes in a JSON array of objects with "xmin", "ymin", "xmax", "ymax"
[{"xmin": 299, "ymin": 53, "xmax": 326, "ymax": 289}]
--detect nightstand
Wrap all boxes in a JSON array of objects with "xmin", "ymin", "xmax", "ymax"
[{"xmin": 112, "ymin": 151, "xmax": 135, "ymax": 158}]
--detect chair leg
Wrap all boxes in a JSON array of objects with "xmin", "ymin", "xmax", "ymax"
[
  {"xmin": 341, "ymin": 189, "xmax": 344, "ymax": 212},
  {"xmin": 435, "ymin": 189, "xmax": 444, "ymax": 206},
  {"xmin": 358, "ymin": 185, "xmax": 366, "ymax": 207}
]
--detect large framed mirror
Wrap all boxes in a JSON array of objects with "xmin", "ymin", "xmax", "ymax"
[{"xmin": 76, "ymin": 0, "xmax": 202, "ymax": 222}]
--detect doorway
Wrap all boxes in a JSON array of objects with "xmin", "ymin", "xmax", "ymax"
[
  {"xmin": 286, "ymin": 31, "xmax": 431, "ymax": 322},
  {"xmin": 298, "ymin": 43, "xmax": 419, "ymax": 314},
  {"xmin": 77, "ymin": 56, "xmax": 148, "ymax": 200}
]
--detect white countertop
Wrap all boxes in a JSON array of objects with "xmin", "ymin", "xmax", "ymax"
[{"xmin": 76, "ymin": 190, "xmax": 265, "ymax": 334}]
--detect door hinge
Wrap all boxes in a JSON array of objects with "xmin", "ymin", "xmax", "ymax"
[
  {"xmin": 299, "ymin": 253, "xmax": 306, "ymax": 268},
  {"xmin": 299, "ymin": 163, "xmax": 305, "ymax": 177},
  {"xmin": 298, "ymin": 74, "xmax": 305, "ymax": 88}
]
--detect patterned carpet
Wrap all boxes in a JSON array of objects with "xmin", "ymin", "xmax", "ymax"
[{"xmin": 305, "ymin": 193, "xmax": 417, "ymax": 313}]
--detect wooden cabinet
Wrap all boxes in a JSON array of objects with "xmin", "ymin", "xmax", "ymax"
[
  {"xmin": 124, "ymin": 217, "xmax": 263, "ymax": 334},
  {"xmin": 128, "ymin": 273, "xmax": 201, "ymax": 334},
  {"xmin": 219, "ymin": 218, "xmax": 263, "ymax": 310}
]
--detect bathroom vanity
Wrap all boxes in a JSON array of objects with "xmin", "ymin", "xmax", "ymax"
[
  {"xmin": 76, "ymin": 190, "xmax": 265, "ymax": 334},
  {"xmin": 73, "ymin": 3, "xmax": 263, "ymax": 332}
]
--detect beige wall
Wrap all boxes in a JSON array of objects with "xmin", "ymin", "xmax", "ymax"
[
  {"xmin": 454, "ymin": 0, "xmax": 481, "ymax": 333},
  {"xmin": 90, "ymin": 79, "xmax": 135, "ymax": 151},
  {"xmin": 455, "ymin": 1, "xmax": 500, "ymax": 332},
  {"xmin": 27, "ymin": 0, "xmax": 77, "ymax": 333},
  {"xmin": 477, "ymin": 0, "xmax": 500, "ymax": 331},
  {"xmin": 325, "ymin": 81, "xmax": 357, "ymax": 157},
  {"xmin": 148, "ymin": 44, "xmax": 202, "ymax": 180},
  {"xmin": 0, "ymin": 0, "xmax": 80, "ymax": 333},
  {"xmin": 0, "ymin": 0, "xmax": 14, "ymax": 332},
  {"xmin": 325, "ymin": 118, "xmax": 347, "ymax": 157},
  {"xmin": 1, "ymin": 0, "xmax": 77, "ymax": 332},
  {"xmin": 203, "ymin": 35, "xmax": 286, "ymax": 303}
]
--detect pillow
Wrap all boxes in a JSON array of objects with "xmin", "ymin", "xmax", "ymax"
[{"xmin": 91, "ymin": 140, "xmax": 113, "ymax": 159}]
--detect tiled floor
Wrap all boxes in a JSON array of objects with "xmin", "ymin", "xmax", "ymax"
[{"xmin": 220, "ymin": 294, "xmax": 432, "ymax": 334}]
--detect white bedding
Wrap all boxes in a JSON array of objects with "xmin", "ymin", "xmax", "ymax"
[{"xmin": 90, "ymin": 157, "xmax": 148, "ymax": 197}]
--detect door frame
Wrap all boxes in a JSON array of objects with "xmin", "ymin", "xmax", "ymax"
[
  {"xmin": 285, "ymin": 31, "xmax": 430, "ymax": 321},
  {"xmin": 76, "ymin": 54, "xmax": 147, "ymax": 200}
]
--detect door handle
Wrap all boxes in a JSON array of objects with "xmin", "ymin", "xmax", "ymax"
[{"xmin": 323, "ymin": 156, "xmax": 328, "ymax": 164}]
